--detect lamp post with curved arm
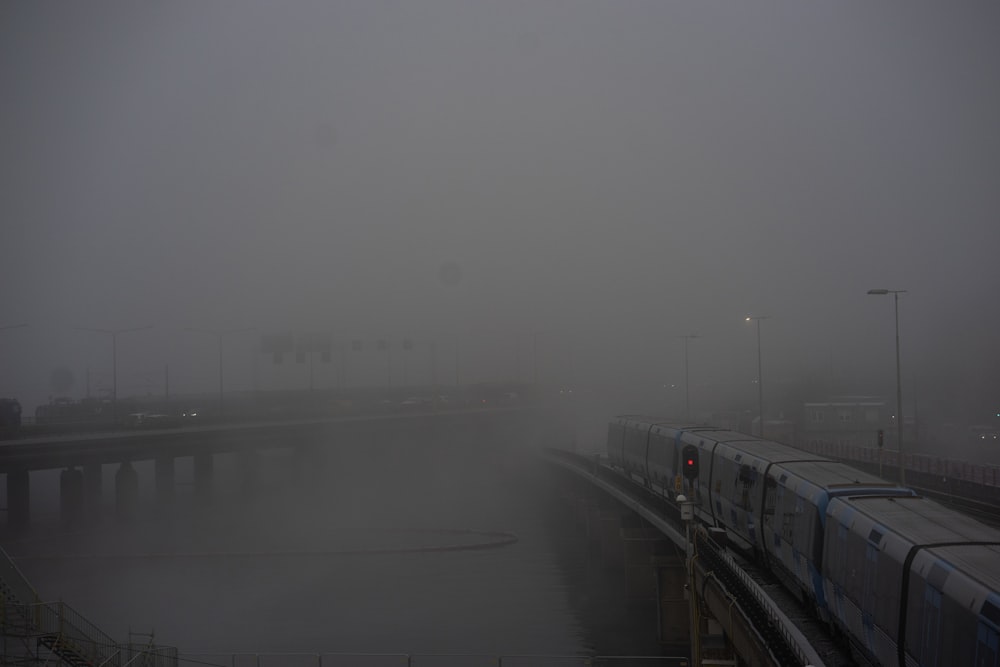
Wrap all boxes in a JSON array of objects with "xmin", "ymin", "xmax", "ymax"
[
  {"xmin": 76, "ymin": 325, "xmax": 153, "ymax": 423},
  {"xmin": 745, "ymin": 316, "xmax": 770, "ymax": 438},
  {"xmin": 186, "ymin": 327, "xmax": 255, "ymax": 418},
  {"xmin": 680, "ymin": 334, "xmax": 701, "ymax": 421},
  {"xmin": 867, "ymin": 288, "xmax": 907, "ymax": 485}
]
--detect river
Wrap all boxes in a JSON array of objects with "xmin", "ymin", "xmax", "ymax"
[{"xmin": 2, "ymin": 422, "xmax": 675, "ymax": 665}]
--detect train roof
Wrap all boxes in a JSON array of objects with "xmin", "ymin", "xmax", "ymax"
[
  {"xmin": 611, "ymin": 416, "xmax": 713, "ymax": 431},
  {"xmin": 837, "ymin": 495, "xmax": 1000, "ymax": 544},
  {"xmin": 942, "ymin": 544, "xmax": 1000, "ymax": 593},
  {"xmin": 779, "ymin": 460, "xmax": 893, "ymax": 489},
  {"xmin": 836, "ymin": 495, "xmax": 1000, "ymax": 591},
  {"xmin": 708, "ymin": 434, "xmax": 824, "ymax": 460}
]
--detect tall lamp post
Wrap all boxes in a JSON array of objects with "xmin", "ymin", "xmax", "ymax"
[
  {"xmin": 867, "ymin": 289, "xmax": 907, "ymax": 486},
  {"xmin": 76, "ymin": 325, "xmax": 153, "ymax": 423},
  {"xmin": 187, "ymin": 327, "xmax": 255, "ymax": 418},
  {"xmin": 745, "ymin": 316, "xmax": 770, "ymax": 438},
  {"xmin": 680, "ymin": 334, "xmax": 701, "ymax": 421}
]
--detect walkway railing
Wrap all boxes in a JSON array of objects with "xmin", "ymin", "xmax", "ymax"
[
  {"xmin": 0, "ymin": 544, "xmax": 178, "ymax": 666},
  {"xmin": 174, "ymin": 654, "xmax": 686, "ymax": 667}
]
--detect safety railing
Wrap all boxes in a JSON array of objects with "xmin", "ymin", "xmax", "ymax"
[
  {"xmin": 124, "ymin": 640, "xmax": 180, "ymax": 667},
  {"xmin": 173, "ymin": 654, "xmax": 687, "ymax": 667},
  {"xmin": 0, "ymin": 544, "xmax": 40, "ymax": 607},
  {"xmin": 693, "ymin": 528, "xmax": 823, "ymax": 667},
  {"xmin": 799, "ymin": 439, "xmax": 1000, "ymax": 488},
  {"xmin": 30, "ymin": 599, "xmax": 123, "ymax": 665}
]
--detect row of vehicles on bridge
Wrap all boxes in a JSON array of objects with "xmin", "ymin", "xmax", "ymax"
[
  {"xmin": 608, "ymin": 416, "xmax": 1000, "ymax": 667},
  {"xmin": 0, "ymin": 384, "xmax": 533, "ymax": 438}
]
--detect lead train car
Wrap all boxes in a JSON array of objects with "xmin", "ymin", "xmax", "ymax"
[{"xmin": 825, "ymin": 494, "xmax": 1000, "ymax": 667}]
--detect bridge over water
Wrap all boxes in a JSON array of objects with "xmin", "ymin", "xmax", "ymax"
[{"xmin": 2, "ymin": 408, "xmax": 999, "ymax": 666}]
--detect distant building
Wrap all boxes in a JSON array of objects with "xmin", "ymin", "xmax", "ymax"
[{"xmin": 800, "ymin": 397, "xmax": 891, "ymax": 450}]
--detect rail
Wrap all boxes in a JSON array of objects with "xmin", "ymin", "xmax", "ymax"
[
  {"xmin": 693, "ymin": 528, "xmax": 818, "ymax": 667},
  {"xmin": 173, "ymin": 653, "xmax": 688, "ymax": 666}
]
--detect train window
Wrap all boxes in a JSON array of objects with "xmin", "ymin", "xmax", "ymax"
[
  {"xmin": 809, "ymin": 506, "xmax": 823, "ymax": 569},
  {"xmin": 782, "ymin": 512, "xmax": 794, "ymax": 542},
  {"xmin": 921, "ymin": 586, "xmax": 942, "ymax": 666},
  {"xmin": 976, "ymin": 622, "xmax": 999, "ymax": 667},
  {"xmin": 863, "ymin": 543, "xmax": 879, "ymax": 619},
  {"xmin": 764, "ymin": 477, "xmax": 777, "ymax": 516}
]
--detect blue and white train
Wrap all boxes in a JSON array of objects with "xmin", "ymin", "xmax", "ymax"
[{"xmin": 607, "ymin": 415, "xmax": 1000, "ymax": 667}]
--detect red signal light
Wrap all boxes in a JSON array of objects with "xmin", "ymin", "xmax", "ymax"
[{"xmin": 682, "ymin": 445, "xmax": 699, "ymax": 480}]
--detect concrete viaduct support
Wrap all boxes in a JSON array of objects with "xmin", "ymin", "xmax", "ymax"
[
  {"xmin": 84, "ymin": 463, "xmax": 102, "ymax": 520},
  {"xmin": 115, "ymin": 462, "xmax": 139, "ymax": 521},
  {"xmin": 194, "ymin": 452, "xmax": 214, "ymax": 505},
  {"xmin": 59, "ymin": 467, "xmax": 84, "ymax": 527},
  {"xmin": 155, "ymin": 456, "xmax": 175, "ymax": 507},
  {"xmin": 6, "ymin": 469, "xmax": 29, "ymax": 533}
]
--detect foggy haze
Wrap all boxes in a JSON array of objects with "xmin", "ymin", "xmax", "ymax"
[{"xmin": 2, "ymin": 1, "xmax": 999, "ymax": 428}]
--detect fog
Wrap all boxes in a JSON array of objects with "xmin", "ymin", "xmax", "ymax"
[{"xmin": 2, "ymin": 1, "xmax": 999, "ymax": 433}]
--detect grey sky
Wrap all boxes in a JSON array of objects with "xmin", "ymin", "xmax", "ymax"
[{"xmin": 2, "ymin": 1, "xmax": 999, "ymax": 418}]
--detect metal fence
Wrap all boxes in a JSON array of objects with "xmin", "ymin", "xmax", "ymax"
[{"xmin": 175, "ymin": 654, "xmax": 688, "ymax": 667}]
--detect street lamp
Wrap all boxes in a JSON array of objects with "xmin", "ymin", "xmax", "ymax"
[
  {"xmin": 186, "ymin": 327, "xmax": 255, "ymax": 418},
  {"xmin": 867, "ymin": 288, "xmax": 907, "ymax": 485},
  {"xmin": 745, "ymin": 316, "xmax": 770, "ymax": 438},
  {"xmin": 680, "ymin": 334, "xmax": 701, "ymax": 421},
  {"xmin": 76, "ymin": 325, "xmax": 153, "ymax": 423}
]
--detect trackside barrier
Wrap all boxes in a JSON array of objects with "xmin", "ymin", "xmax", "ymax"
[
  {"xmin": 176, "ymin": 654, "xmax": 689, "ymax": 667},
  {"xmin": 694, "ymin": 529, "xmax": 821, "ymax": 667},
  {"xmin": 799, "ymin": 440, "xmax": 1000, "ymax": 488}
]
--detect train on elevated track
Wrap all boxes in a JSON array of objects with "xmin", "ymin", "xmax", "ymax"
[{"xmin": 607, "ymin": 416, "xmax": 1000, "ymax": 667}]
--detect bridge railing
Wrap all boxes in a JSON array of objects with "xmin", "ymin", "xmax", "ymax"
[
  {"xmin": 799, "ymin": 439, "xmax": 1000, "ymax": 488},
  {"xmin": 175, "ymin": 654, "xmax": 687, "ymax": 667},
  {"xmin": 694, "ymin": 528, "xmax": 820, "ymax": 667}
]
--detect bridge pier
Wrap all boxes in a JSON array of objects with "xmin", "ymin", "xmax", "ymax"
[
  {"xmin": 115, "ymin": 461, "xmax": 139, "ymax": 521},
  {"xmin": 59, "ymin": 467, "xmax": 84, "ymax": 528},
  {"xmin": 596, "ymin": 509, "xmax": 624, "ymax": 569},
  {"xmin": 83, "ymin": 463, "xmax": 102, "ymax": 521},
  {"xmin": 238, "ymin": 449, "xmax": 259, "ymax": 497},
  {"xmin": 6, "ymin": 469, "xmax": 29, "ymax": 532},
  {"xmin": 655, "ymin": 554, "xmax": 690, "ymax": 646},
  {"xmin": 622, "ymin": 526, "xmax": 672, "ymax": 600},
  {"xmin": 193, "ymin": 453, "xmax": 213, "ymax": 505},
  {"xmin": 581, "ymin": 499, "xmax": 615, "ymax": 555},
  {"xmin": 155, "ymin": 456, "xmax": 175, "ymax": 507}
]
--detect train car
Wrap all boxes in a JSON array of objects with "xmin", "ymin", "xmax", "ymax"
[
  {"xmin": 606, "ymin": 416, "xmax": 707, "ymax": 487},
  {"xmin": 825, "ymin": 494, "xmax": 1000, "ymax": 667},
  {"xmin": 760, "ymin": 462, "xmax": 907, "ymax": 615},
  {"xmin": 695, "ymin": 432, "xmax": 794, "ymax": 551}
]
